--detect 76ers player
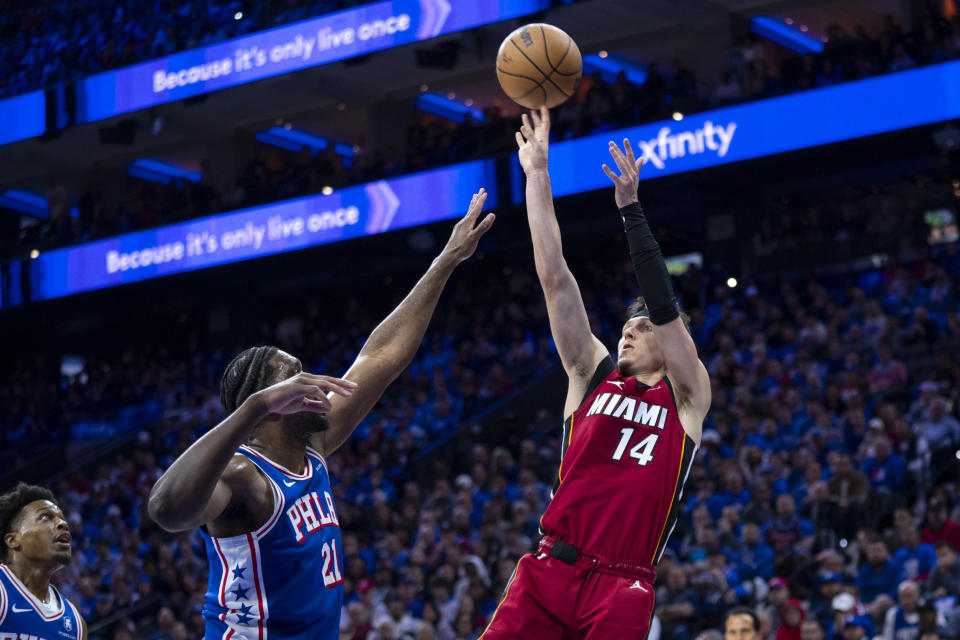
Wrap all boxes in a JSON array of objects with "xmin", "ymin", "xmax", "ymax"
[
  {"xmin": 0, "ymin": 483, "xmax": 85, "ymax": 640},
  {"xmin": 148, "ymin": 191, "xmax": 495, "ymax": 640},
  {"xmin": 483, "ymin": 109, "xmax": 710, "ymax": 639}
]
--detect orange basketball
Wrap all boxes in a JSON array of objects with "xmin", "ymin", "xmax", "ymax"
[{"xmin": 496, "ymin": 23, "xmax": 582, "ymax": 109}]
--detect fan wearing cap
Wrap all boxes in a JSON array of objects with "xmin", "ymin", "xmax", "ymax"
[
  {"xmin": 0, "ymin": 482, "xmax": 86, "ymax": 639},
  {"xmin": 841, "ymin": 614, "xmax": 874, "ymax": 640},
  {"xmin": 826, "ymin": 592, "xmax": 859, "ymax": 639}
]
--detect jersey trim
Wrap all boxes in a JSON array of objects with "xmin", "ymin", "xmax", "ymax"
[
  {"xmin": 0, "ymin": 576, "xmax": 7, "ymax": 626},
  {"xmin": 247, "ymin": 533, "xmax": 268, "ymax": 640},
  {"xmin": 254, "ymin": 473, "xmax": 286, "ymax": 539},
  {"xmin": 66, "ymin": 598, "xmax": 83, "ymax": 640},
  {"xmin": 579, "ymin": 355, "xmax": 616, "ymax": 406},
  {"xmin": 305, "ymin": 446, "xmax": 329, "ymax": 474},
  {"xmin": 650, "ymin": 433, "xmax": 698, "ymax": 564},
  {"xmin": 239, "ymin": 445, "xmax": 313, "ymax": 480},
  {"xmin": 0, "ymin": 564, "xmax": 64, "ymax": 620}
]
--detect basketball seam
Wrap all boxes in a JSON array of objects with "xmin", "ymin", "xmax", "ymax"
[
  {"xmin": 497, "ymin": 67, "xmax": 549, "ymax": 102},
  {"xmin": 540, "ymin": 25, "xmax": 578, "ymax": 77},
  {"xmin": 509, "ymin": 37, "xmax": 571, "ymax": 98}
]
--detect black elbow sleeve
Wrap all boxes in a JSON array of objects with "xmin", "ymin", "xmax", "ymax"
[{"xmin": 619, "ymin": 203, "xmax": 679, "ymax": 325}]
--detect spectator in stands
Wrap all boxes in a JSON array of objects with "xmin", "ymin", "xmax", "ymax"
[
  {"xmin": 867, "ymin": 345, "xmax": 908, "ymax": 396},
  {"xmin": 882, "ymin": 580, "xmax": 921, "ymax": 639},
  {"xmin": 856, "ymin": 536, "xmax": 901, "ymax": 609},
  {"xmin": 893, "ymin": 523, "xmax": 937, "ymax": 580},
  {"xmin": 922, "ymin": 498, "xmax": 960, "ymax": 550},
  {"xmin": 656, "ymin": 567, "xmax": 700, "ymax": 640},
  {"xmin": 926, "ymin": 541, "xmax": 960, "ymax": 598}
]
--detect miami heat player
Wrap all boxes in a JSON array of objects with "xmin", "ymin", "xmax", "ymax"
[{"xmin": 483, "ymin": 108, "xmax": 710, "ymax": 639}]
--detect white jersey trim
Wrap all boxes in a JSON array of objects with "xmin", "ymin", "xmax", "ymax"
[
  {"xmin": 0, "ymin": 564, "xmax": 64, "ymax": 620},
  {"xmin": 305, "ymin": 446, "xmax": 328, "ymax": 474},
  {"xmin": 0, "ymin": 576, "xmax": 7, "ymax": 626},
  {"xmin": 239, "ymin": 445, "xmax": 313, "ymax": 480},
  {"xmin": 66, "ymin": 598, "xmax": 83, "ymax": 640}
]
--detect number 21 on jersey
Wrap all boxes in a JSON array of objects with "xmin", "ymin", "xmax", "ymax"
[{"xmin": 611, "ymin": 428, "xmax": 659, "ymax": 465}]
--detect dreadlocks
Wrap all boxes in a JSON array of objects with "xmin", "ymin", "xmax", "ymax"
[
  {"xmin": 219, "ymin": 345, "xmax": 280, "ymax": 414},
  {"xmin": 0, "ymin": 482, "xmax": 58, "ymax": 562}
]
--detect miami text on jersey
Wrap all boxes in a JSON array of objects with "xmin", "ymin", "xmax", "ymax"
[{"xmin": 585, "ymin": 392, "xmax": 669, "ymax": 429}]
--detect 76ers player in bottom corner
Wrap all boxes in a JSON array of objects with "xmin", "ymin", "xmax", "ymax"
[
  {"xmin": 0, "ymin": 483, "xmax": 85, "ymax": 640},
  {"xmin": 481, "ymin": 107, "xmax": 711, "ymax": 639}
]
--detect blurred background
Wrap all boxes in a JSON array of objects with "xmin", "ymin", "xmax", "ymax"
[{"xmin": 1, "ymin": 0, "xmax": 960, "ymax": 638}]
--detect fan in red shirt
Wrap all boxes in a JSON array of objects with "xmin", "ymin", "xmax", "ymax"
[
  {"xmin": 480, "ymin": 109, "xmax": 710, "ymax": 639},
  {"xmin": 921, "ymin": 498, "xmax": 960, "ymax": 550}
]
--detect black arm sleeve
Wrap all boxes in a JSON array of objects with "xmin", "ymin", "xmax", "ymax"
[{"xmin": 619, "ymin": 202, "xmax": 679, "ymax": 325}]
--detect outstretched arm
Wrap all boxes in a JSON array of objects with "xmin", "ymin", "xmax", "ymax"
[
  {"xmin": 604, "ymin": 139, "xmax": 710, "ymax": 438},
  {"xmin": 517, "ymin": 107, "xmax": 608, "ymax": 416},
  {"xmin": 148, "ymin": 373, "xmax": 354, "ymax": 531},
  {"xmin": 314, "ymin": 190, "xmax": 495, "ymax": 456}
]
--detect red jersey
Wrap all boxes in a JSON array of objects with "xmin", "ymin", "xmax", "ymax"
[{"xmin": 540, "ymin": 357, "xmax": 698, "ymax": 566}]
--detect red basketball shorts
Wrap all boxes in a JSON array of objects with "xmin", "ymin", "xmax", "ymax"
[{"xmin": 480, "ymin": 538, "xmax": 657, "ymax": 640}]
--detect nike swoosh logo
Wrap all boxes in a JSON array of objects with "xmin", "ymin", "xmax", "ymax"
[
  {"xmin": 11, "ymin": 604, "xmax": 31, "ymax": 613},
  {"xmin": 282, "ymin": 480, "xmax": 295, "ymax": 487},
  {"xmin": 609, "ymin": 381, "xmax": 624, "ymax": 389}
]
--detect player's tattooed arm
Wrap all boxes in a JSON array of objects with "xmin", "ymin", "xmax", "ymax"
[
  {"xmin": 517, "ymin": 106, "xmax": 608, "ymax": 414},
  {"xmin": 314, "ymin": 190, "xmax": 495, "ymax": 457}
]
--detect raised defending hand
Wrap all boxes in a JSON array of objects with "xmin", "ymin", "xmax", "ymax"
[
  {"xmin": 440, "ymin": 188, "xmax": 496, "ymax": 264},
  {"xmin": 255, "ymin": 372, "xmax": 357, "ymax": 415},
  {"xmin": 515, "ymin": 106, "xmax": 550, "ymax": 175},
  {"xmin": 602, "ymin": 138, "xmax": 643, "ymax": 209}
]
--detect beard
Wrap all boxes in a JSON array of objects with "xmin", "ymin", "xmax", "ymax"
[
  {"xmin": 53, "ymin": 550, "xmax": 73, "ymax": 566},
  {"xmin": 282, "ymin": 412, "xmax": 330, "ymax": 443}
]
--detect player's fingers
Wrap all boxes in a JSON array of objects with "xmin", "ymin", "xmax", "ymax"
[
  {"xmin": 624, "ymin": 138, "xmax": 636, "ymax": 165},
  {"xmin": 635, "ymin": 158, "xmax": 644, "ymax": 172},
  {"xmin": 521, "ymin": 112, "xmax": 531, "ymax": 131},
  {"xmin": 515, "ymin": 130, "xmax": 525, "ymax": 148},
  {"xmin": 473, "ymin": 212, "xmax": 495, "ymax": 235},
  {"xmin": 530, "ymin": 109, "xmax": 540, "ymax": 130},
  {"xmin": 608, "ymin": 141, "xmax": 629, "ymax": 173},
  {"xmin": 301, "ymin": 398, "xmax": 331, "ymax": 412},
  {"xmin": 602, "ymin": 164, "xmax": 620, "ymax": 182},
  {"xmin": 540, "ymin": 105, "xmax": 550, "ymax": 130},
  {"xmin": 299, "ymin": 374, "xmax": 356, "ymax": 396},
  {"xmin": 520, "ymin": 123, "xmax": 534, "ymax": 140},
  {"xmin": 467, "ymin": 190, "xmax": 487, "ymax": 220}
]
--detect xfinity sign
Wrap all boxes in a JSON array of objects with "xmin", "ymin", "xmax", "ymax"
[
  {"xmin": 526, "ymin": 60, "xmax": 960, "ymax": 201},
  {"xmin": 636, "ymin": 121, "xmax": 737, "ymax": 169}
]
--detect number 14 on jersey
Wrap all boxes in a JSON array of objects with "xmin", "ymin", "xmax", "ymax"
[{"xmin": 611, "ymin": 428, "xmax": 659, "ymax": 465}]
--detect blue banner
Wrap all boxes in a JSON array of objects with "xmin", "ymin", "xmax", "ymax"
[
  {"xmin": 518, "ymin": 61, "xmax": 960, "ymax": 201},
  {"xmin": 31, "ymin": 160, "xmax": 497, "ymax": 300},
  {"xmin": 76, "ymin": 0, "xmax": 545, "ymax": 124},
  {"xmin": 0, "ymin": 90, "xmax": 45, "ymax": 146}
]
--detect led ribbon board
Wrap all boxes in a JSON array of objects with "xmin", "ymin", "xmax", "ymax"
[
  {"xmin": 30, "ymin": 160, "xmax": 497, "ymax": 300},
  {"xmin": 0, "ymin": 90, "xmax": 45, "ymax": 146},
  {"xmin": 76, "ymin": 0, "xmax": 547, "ymax": 124},
  {"xmin": 516, "ymin": 60, "xmax": 960, "ymax": 201}
]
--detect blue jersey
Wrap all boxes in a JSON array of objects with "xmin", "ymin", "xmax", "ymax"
[
  {"xmin": 0, "ymin": 564, "xmax": 83, "ymax": 640},
  {"xmin": 201, "ymin": 445, "xmax": 343, "ymax": 640}
]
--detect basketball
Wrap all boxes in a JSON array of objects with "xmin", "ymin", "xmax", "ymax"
[{"xmin": 496, "ymin": 23, "xmax": 582, "ymax": 109}]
